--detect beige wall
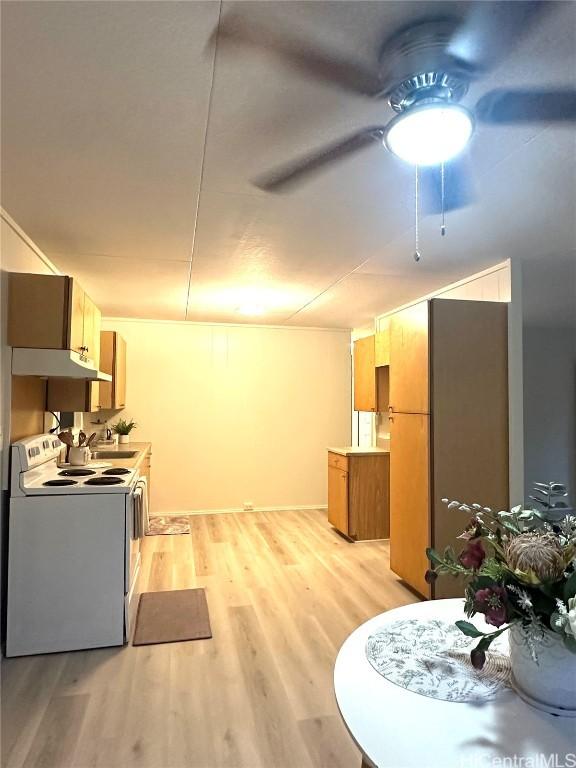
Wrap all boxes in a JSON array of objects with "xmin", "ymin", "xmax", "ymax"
[{"xmin": 99, "ymin": 318, "xmax": 352, "ymax": 513}]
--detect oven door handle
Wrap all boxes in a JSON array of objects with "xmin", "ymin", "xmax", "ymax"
[
  {"xmin": 133, "ymin": 487, "xmax": 141, "ymax": 539},
  {"xmin": 134, "ymin": 478, "xmax": 148, "ymax": 537}
]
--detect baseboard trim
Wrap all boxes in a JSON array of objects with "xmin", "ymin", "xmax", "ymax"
[{"xmin": 153, "ymin": 505, "xmax": 328, "ymax": 517}]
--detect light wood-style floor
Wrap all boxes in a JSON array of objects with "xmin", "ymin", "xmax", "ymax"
[{"xmin": 2, "ymin": 509, "xmax": 419, "ymax": 768}]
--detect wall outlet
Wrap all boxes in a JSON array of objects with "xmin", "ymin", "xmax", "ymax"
[{"xmin": 243, "ymin": 501, "xmax": 254, "ymax": 511}]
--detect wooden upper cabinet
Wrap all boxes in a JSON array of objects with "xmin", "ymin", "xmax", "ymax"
[
  {"xmin": 47, "ymin": 378, "xmax": 100, "ymax": 414},
  {"xmin": 374, "ymin": 320, "xmax": 390, "ymax": 367},
  {"xmin": 82, "ymin": 295, "xmax": 101, "ymax": 369},
  {"xmin": 68, "ymin": 279, "xmax": 101, "ymax": 368},
  {"xmin": 353, "ymin": 335, "xmax": 377, "ymax": 411},
  {"xmin": 47, "ymin": 330, "xmax": 127, "ymax": 413},
  {"xmin": 98, "ymin": 331, "xmax": 126, "ymax": 409},
  {"xmin": 68, "ymin": 279, "xmax": 85, "ymax": 356},
  {"xmin": 389, "ymin": 301, "xmax": 430, "ymax": 414},
  {"xmin": 8, "ymin": 274, "xmax": 101, "ymax": 368},
  {"xmin": 8, "ymin": 274, "xmax": 69, "ymax": 349},
  {"xmin": 114, "ymin": 334, "xmax": 127, "ymax": 408}
]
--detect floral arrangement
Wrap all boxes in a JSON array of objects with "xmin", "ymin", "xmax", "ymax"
[{"xmin": 426, "ymin": 482, "xmax": 576, "ymax": 669}]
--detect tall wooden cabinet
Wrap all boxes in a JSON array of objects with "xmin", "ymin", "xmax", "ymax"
[{"xmin": 388, "ymin": 299, "xmax": 509, "ymax": 599}]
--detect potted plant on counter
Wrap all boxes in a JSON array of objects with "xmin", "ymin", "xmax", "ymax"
[
  {"xmin": 111, "ymin": 418, "xmax": 137, "ymax": 445},
  {"xmin": 426, "ymin": 482, "xmax": 576, "ymax": 716}
]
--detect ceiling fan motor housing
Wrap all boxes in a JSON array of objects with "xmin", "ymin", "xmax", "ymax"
[{"xmin": 381, "ymin": 19, "xmax": 469, "ymax": 112}]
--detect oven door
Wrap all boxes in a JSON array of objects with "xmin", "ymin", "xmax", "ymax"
[{"xmin": 125, "ymin": 478, "xmax": 147, "ymax": 639}]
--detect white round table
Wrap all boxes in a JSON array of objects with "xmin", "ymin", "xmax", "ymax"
[{"xmin": 334, "ymin": 599, "xmax": 575, "ymax": 768}]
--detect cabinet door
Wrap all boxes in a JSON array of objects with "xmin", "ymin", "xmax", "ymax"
[
  {"xmin": 97, "ymin": 331, "xmax": 114, "ymax": 409},
  {"xmin": 389, "ymin": 301, "xmax": 429, "ymax": 414},
  {"xmin": 328, "ymin": 465, "xmax": 348, "ymax": 535},
  {"xmin": 389, "ymin": 412, "xmax": 430, "ymax": 597},
  {"xmin": 68, "ymin": 279, "xmax": 85, "ymax": 356},
  {"xmin": 87, "ymin": 381, "xmax": 100, "ymax": 412},
  {"xmin": 83, "ymin": 296, "xmax": 101, "ymax": 367},
  {"xmin": 114, "ymin": 334, "xmax": 127, "ymax": 408},
  {"xmin": 47, "ymin": 379, "xmax": 90, "ymax": 412},
  {"xmin": 374, "ymin": 321, "xmax": 390, "ymax": 367},
  {"xmin": 353, "ymin": 335, "xmax": 376, "ymax": 412},
  {"xmin": 8, "ymin": 274, "xmax": 69, "ymax": 349}
]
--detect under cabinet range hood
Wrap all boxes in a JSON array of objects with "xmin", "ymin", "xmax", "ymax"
[{"xmin": 11, "ymin": 348, "xmax": 112, "ymax": 381}]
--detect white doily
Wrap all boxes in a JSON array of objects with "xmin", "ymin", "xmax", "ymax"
[{"xmin": 365, "ymin": 618, "xmax": 511, "ymax": 703}]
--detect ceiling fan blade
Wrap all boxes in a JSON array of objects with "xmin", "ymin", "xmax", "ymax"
[
  {"xmin": 447, "ymin": 1, "xmax": 552, "ymax": 77},
  {"xmin": 214, "ymin": 12, "xmax": 382, "ymax": 97},
  {"xmin": 475, "ymin": 88, "xmax": 576, "ymax": 124},
  {"xmin": 420, "ymin": 155, "xmax": 476, "ymax": 215},
  {"xmin": 254, "ymin": 127, "xmax": 386, "ymax": 192}
]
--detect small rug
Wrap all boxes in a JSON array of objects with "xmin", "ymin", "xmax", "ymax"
[
  {"xmin": 146, "ymin": 515, "xmax": 191, "ymax": 535},
  {"xmin": 365, "ymin": 618, "xmax": 511, "ymax": 703},
  {"xmin": 133, "ymin": 588, "xmax": 212, "ymax": 646}
]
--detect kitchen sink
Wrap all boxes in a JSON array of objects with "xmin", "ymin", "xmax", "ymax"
[{"xmin": 90, "ymin": 450, "xmax": 138, "ymax": 459}]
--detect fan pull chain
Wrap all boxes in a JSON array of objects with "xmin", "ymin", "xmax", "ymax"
[
  {"xmin": 414, "ymin": 164, "xmax": 421, "ymax": 262},
  {"xmin": 441, "ymin": 162, "xmax": 446, "ymax": 237}
]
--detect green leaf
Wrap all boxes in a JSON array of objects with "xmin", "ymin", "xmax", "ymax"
[
  {"xmin": 455, "ymin": 620, "xmax": 484, "ymax": 638},
  {"xmin": 426, "ymin": 548, "xmax": 444, "ymax": 565}
]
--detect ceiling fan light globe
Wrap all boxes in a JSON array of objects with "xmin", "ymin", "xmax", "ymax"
[{"xmin": 384, "ymin": 103, "xmax": 474, "ymax": 166}]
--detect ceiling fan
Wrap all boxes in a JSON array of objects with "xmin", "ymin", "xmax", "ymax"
[{"xmin": 215, "ymin": 1, "xmax": 576, "ymax": 211}]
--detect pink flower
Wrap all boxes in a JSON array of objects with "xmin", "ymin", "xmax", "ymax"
[
  {"xmin": 474, "ymin": 586, "xmax": 509, "ymax": 627},
  {"xmin": 458, "ymin": 540, "xmax": 486, "ymax": 570}
]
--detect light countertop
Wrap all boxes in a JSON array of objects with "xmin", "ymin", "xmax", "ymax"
[{"xmin": 328, "ymin": 446, "xmax": 389, "ymax": 456}]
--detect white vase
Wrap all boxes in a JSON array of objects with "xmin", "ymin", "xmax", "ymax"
[
  {"xmin": 509, "ymin": 623, "xmax": 576, "ymax": 716},
  {"xmin": 118, "ymin": 434, "xmax": 130, "ymax": 444}
]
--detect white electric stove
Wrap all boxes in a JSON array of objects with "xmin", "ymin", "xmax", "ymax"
[
  {"xmin": 11, "ymin": 434, "xmax": 138, "ymax": 494},
  {"xmin": 7, "ymin": 434, "xmax": 147, "ymax": 657}
]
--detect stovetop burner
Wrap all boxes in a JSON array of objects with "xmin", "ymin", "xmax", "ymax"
[
  {"xmin": 59, "ymin": 468, "xmax": 96, "ymax": 477},
  {"xmin": 43, "ymin": 479, "xmax": 78, "ymax": 487},
  {"xmin": 84, "ymin": 476, "xmax": 124, "ymax": 486},
  {"xmin": 102, "ymin": 468, "xmax": 131, "ymax": 476}
]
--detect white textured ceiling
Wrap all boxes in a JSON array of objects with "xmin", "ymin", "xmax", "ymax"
[{"xmin": 1, "ymin": 0, "xmax": 575, "ymax": 328}]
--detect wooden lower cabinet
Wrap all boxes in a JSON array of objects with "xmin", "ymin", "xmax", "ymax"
[
  {"xmin": 327, "ymin": 451, "xmax": 389, "ymax": 541},
  {"xmin": 389, "ymin": 413, "xmax": 431, "ymax": 598},
  {"xmin": 328, "ymin": 464, "xmax": 349, "ymax": 535}
]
